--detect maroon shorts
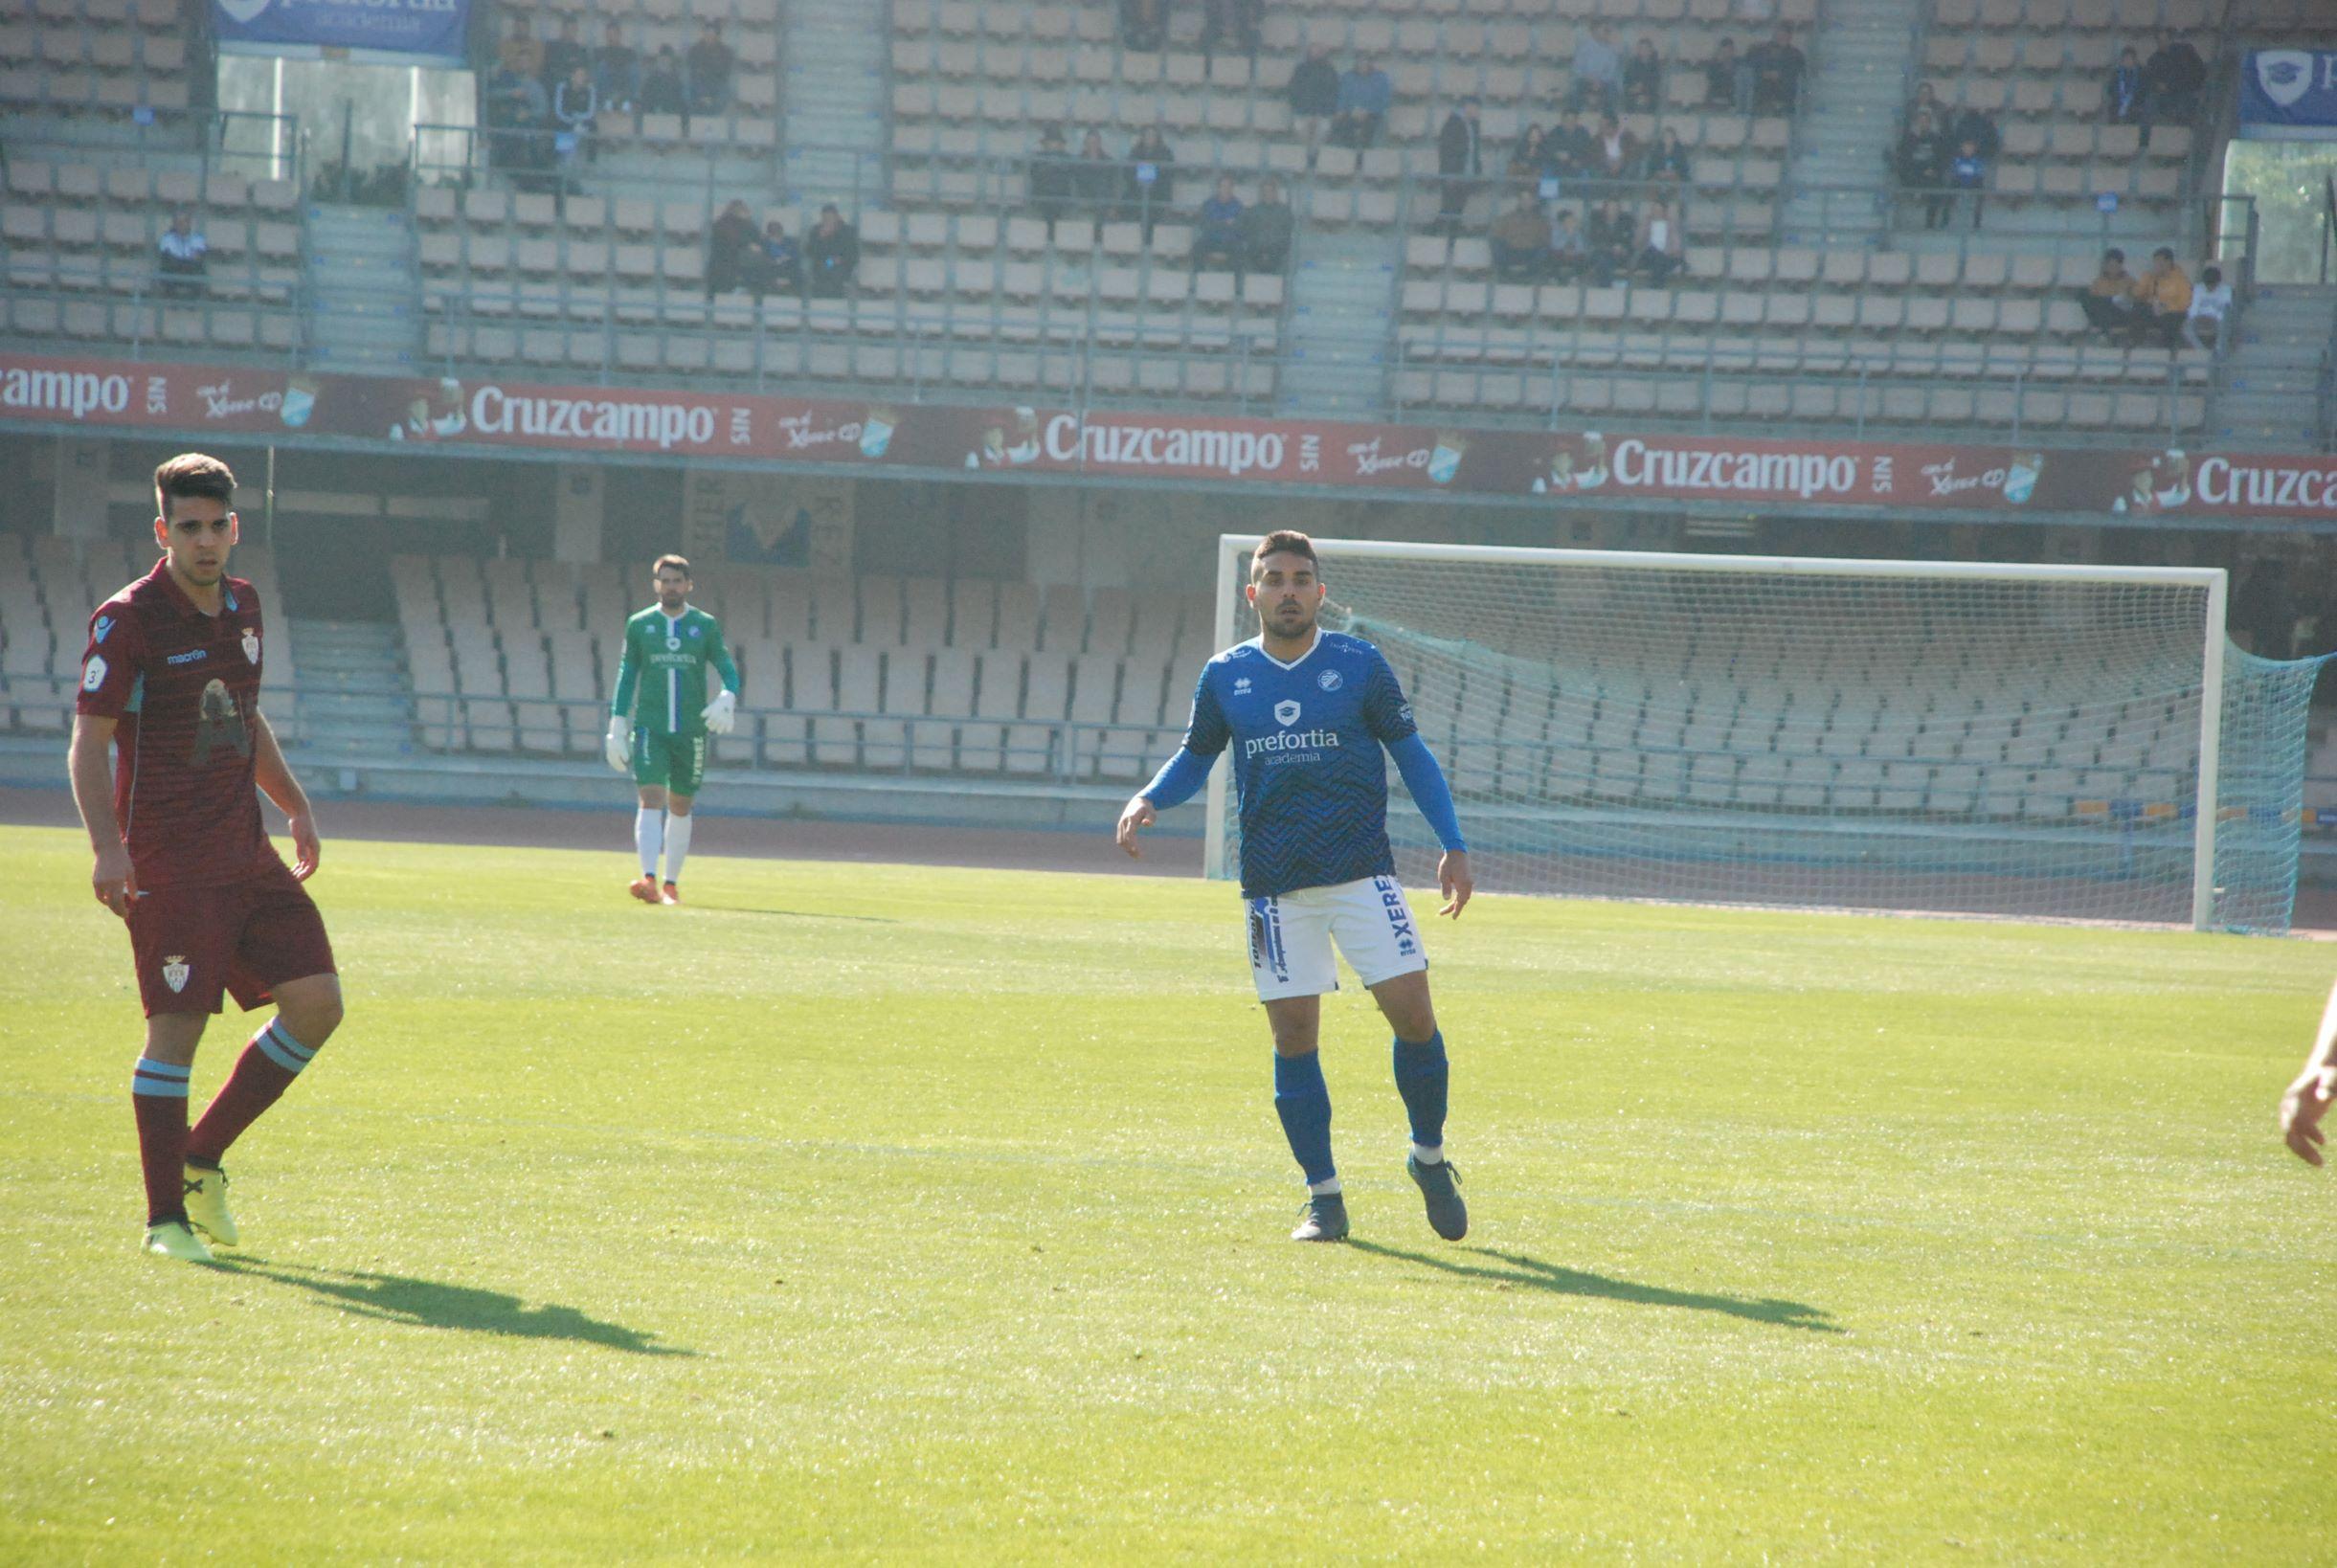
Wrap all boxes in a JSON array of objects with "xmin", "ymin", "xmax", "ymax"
[{"xmin": 124, "ymin": 858, "xmax": 338, "ymax": 1018}]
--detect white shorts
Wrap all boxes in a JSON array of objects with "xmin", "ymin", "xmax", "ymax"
[{"xmin": 1245, "ymin": 874, "xmax": 1429, "ymax": 1001}]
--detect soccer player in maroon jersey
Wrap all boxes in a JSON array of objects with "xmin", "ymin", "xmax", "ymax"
[{"xmin": 68, "ymin": 453, "xmax": 345, "ymax": 1263}]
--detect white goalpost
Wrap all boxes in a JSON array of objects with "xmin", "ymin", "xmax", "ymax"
[{"xmin": 1202, "ymin": 534, "xmax": 2318, "ymax": 933}]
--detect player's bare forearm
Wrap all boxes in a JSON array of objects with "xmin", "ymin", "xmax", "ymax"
[
  {"xmin": 252, "ymin": 709, "xmax": 311, "ymax": 819},
  {"xmin": 253, "ymin": 710, "xmax": 323, "ymax": 878},
  {"xmin": 2279, "ymin": 974, "xmax": 2337, "ymax": 1167},
  {"xmin": 68, "ymin": 715, "xmax": 123, "ymax": 851},
  {"xmin": 69, "ymin": 715, "xmax": 133, "ymax": 916}
]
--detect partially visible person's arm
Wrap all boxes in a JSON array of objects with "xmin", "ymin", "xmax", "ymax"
[
  {"xmin": 2280, "ymin": 976, "xmax": 2337, "ymax": 1167},
  {"xmin": 69, "ymin": 714, "xmax": 133, "ymax": 917},
  {"xmin": 252, "ymin": 708, "xmax": 321, "ymax": 880}
]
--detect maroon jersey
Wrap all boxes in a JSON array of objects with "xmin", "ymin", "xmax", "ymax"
[{"xmin": 76, "ymin": 557, "xmax": 280, "ymax": 890}]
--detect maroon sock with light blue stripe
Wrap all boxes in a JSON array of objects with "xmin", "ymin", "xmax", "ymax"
[
  {"xmin": 186, "ymin": 1019, "xmax": 315, "ymax": 1167},
  {"xmin": 132, "ymin": 1056, "xmax": 191, "ymax": 1226}
]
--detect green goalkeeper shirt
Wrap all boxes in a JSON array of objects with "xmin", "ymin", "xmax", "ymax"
[{"xmin": 611, "ymin": 604, "xmax": 740, "ymax": 734}]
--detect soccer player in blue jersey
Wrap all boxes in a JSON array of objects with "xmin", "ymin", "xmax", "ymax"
[{"xmin": 1117, "ymin": 530, "xmax": 1473, "ymax": 1243}]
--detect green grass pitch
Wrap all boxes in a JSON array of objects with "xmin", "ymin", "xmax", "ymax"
[{"xmin": 2, "ymin": 822, "xmax": 2332, "ymax": 1561}]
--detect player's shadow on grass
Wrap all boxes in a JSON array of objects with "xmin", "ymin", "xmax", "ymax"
[
  {"xmin": 1349, "ymin": 1242, "xmax": 1839, "ymax": 1333},
  {"xmin": 218, "ymin": 1259, "xmax": 697, "ymax": 1355}
]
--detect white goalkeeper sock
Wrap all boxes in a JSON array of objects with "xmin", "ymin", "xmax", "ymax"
[
  {"xmin": 663, "ymin": 814, "xmax": 692, "ymax": 885},
  {"xmin": 635, "ymin": 807, "xmax": 663, "ymax": 878}
]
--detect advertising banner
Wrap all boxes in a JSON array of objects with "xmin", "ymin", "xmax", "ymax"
[
  {"xmin": 7, "ymin": 351, "xmax": 2336, "ymax": 522},
  {"xmin": 211, "ymin": 0, "xmax": 472, "ymax": 65},
  {"xmin": 2238, "ymin": 49, "xmax": 2337, "ymax": 140}
]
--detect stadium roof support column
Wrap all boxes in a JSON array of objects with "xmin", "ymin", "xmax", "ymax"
[
  {"xmin": 53, "ymin": 437, "xmax": 110, "ymax": 540},
  {"xmin": 554, "ymin": 464, "xmax": 605, "ymax": 564}
]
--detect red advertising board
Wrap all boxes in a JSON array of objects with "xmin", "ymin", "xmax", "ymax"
[{"xmin": 4, "ymin": 350, "xmax": 2331, "ymax": 520}]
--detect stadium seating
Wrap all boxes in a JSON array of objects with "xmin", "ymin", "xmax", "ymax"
[
  {"xmin": 385, "ymin": 555, "xmax": 1216, "ymax": 781},
  {"xmin": 0, "ymin": 535, "xmax": 296, "ymax": 738},
  {"xmin": 1, "ymin": 158, "xmax": 306, "ymax": 355},
  {"xmin": 413, "ymin": 184, "xmax": 1284, "ymax": 403},
  {"xmin": 1391, "ymin": 226, "xmax": 2212, "ymax": 433},
  {"xmin": 0, "ymin": 0, "xmax": 192, "ymax": 123}
]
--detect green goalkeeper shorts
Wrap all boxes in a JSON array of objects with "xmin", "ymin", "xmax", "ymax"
[{"xmin": 632, "ymin": 727, "xmax": 708, "ymax": 795}]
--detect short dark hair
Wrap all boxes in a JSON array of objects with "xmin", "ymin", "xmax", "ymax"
[
  {"xmin": 653, "ymin": 553, "xmax": 691, "ymax": 577},
  {"xmin": 2202, "ymin": 264, "xmax": 2221, "ymax": 286},
  {"xmin": 2104, "ymin": 247, "xmax": 2125, "ymax": 262},
  {"xmin": 1251, "ymin": 530, "xmax": 1317, "ymax": 576},
  {"xmin": 2153, "ymin": 246, "xmax": 2175, "ymax": 261},
  {"xmin": 153, "ymin": 452, "xmax": 236, "ymax": 521}
]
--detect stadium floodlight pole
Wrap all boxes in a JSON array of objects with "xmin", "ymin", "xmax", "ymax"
[{"xmin": 1210, "ymin": 534, "xmax": 2234, "ymax": 931}]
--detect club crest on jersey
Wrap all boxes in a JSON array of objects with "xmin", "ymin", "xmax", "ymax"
[
  {"xmin": 241, "ymin": 628, "xmax": 259, "ymax": 664},
  {"xmin": 1273, "ymin": 699, "xmax": 1302, "ymax": 727},
  {"xmin": 687, "ymin": 625, "xmax": 701, "ymax": 638},
  {"xmin": 1317, "ymin": 668, "xmax": 1342, "ymax": 692},
  {"xmin": 161, "ymin": 955, "xmax": 191, "ymax": 994}
]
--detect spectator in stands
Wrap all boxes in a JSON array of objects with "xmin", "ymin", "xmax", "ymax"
[
  {"xmin": 1705, "ymin": 37, "xmax": 1747, "ymax": 113},
  {"xmin": 1243, "ymin": 176, "xmax": 1292, "ymax": 274},
  {"xmin": 1947, "ymin": 101, "xmax": 2000, "ymax": 164},
  {"xmin": 1590, "ymin": 113, "xmax": 1635, "ymax": 180},
  {"xmin": 1948, "ymin": 137, "xmax": 1987, "ymax": 229},
  {"xmin": 1029, "ymin": 125, "xmax": 1076, "ymax": 236},
  {"xmin": 1331, "ymin": 56, "xmax": 1392, "ymax": 148},
  {"xmin": 1510, "ymin": 124, "xmax": 1553, "ymax": 187},
  {"xmin": 1546, "ymin": 205, "xmax": 1586, "ymax": 281},
  {"xmin": 806, "ymin": 203, "xmax": 861, "ymax": 297},
  {"xmin": 1436, "ymin": 97, "xmax": 1484, "ymax": 238},
  {"xmin": 1199, "ymin": 0, "xmax": 1260, "ymax": 61},
  {"xmin": 542, "ymin": 17, "xmax": 587, "ymax": 93},
  {"xmin": 1490, "ymin": 191, "xmax": 1549, "ymax": 281},
  {"xmin": 1124, "ymin": 125, "xmax": 1177, "ymax": 237},
  {"xmin": 1193, "ymin": 176, "xmax": 1245, "ymax": 270},
  {"xmin": 2140, "ymin": 30, "xmax": 2206, "ymax": 143},
  {"xmin": 2130, "ymin": 246, "xmax": 2191, "ymax": 347},
  {"xmin": 1571, "ymin": 23, "xmax": 1623, "ymax": 114},
  {"xmin": 1747, "ymin": 25, "xmax": 1804, "ymax": 115},
  {"xmin": 640, "ymin": 46, "xmax": 685, "ymax": 117},
  {"xmin": 706, "ymin": 199, "xmax": 771, "ymax": 302},
  {"xmin": 1119, "ymin": 0, "xmax": 1169, "ymax": 52},
  {"xmin": 155, "ymin": 209, "xmax": 207, "ymax": 298},
  {"xmin": 1640, "ymin": 126, "xmax": 1692, "ymax": 185},
  {"xmin": 483, "ymin": 63, "xmax": 552, "ymax": 181},
  {"xmin": 1634, "ymin": 194, "xmax": 1685, "ymax": 282},
  {"xmin": 2103, "ymin": 46, "xmax": 2145, "ymax": 124},
  {"xmin": 760, "ymin": 219, "xmax": 802, "ymax": 295},
  {"xmin": 553, "ymin": 66, "xmax": 597, "ymax": 168},
  {"xmin": 686, "ymin": 21, "xmax": 734, "ymax": 116},
  {"xmin": 1074, "ymin": 128, "xmax": 1118, "ymax": 214},
  {"xmin": 1556, "ymin": 109, "xmax": 1602, "ymax": 176},
  {"xmin": 594, "ymin": 22, "xmax": 639, "ymax": 116},
  {"xmin": 2074, "ymin": 248, "xmax": 2136, "ymax": 334},
  {"xmin": 2183, "ymin": 262, "xmax": 2231, "ymax": 352},
  {"xmin": 498, "ymin": 15, "xmax": 544, "ymax": 83},
  {"xmin": 1288, "ymin": 45, "xmax": 1341, "ymax": 162},
  {"xmin": 1622, "ymin": 37, "xmax": 1663, "ymax": 115},
  {"xmin": 1585, "ymin": 197, "xmax": 1633, "ymax": 286},
  {"xmin": 1903, "ymin": 80, "xmax": 1939, "ymax": 129},
  {"xmin": 1893, "ymin": 107, "xmax": 1949, "ymax": 229}
]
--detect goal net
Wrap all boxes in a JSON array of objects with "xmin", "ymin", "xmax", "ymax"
[{"xmin": 1205, "ymin": 536, "xmax": 2330, "ymax": 933}]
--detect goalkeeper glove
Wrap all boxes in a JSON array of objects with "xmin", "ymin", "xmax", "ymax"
[
  {"xmin": 701, "ymin": 688, "xmax": 737, "ymax": 735},
  {"xmin": 604, "ymin": 715, "xmax": 632, "ymax": 773}
]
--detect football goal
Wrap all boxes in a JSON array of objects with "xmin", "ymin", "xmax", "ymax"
[{"xmin": 1204, "ymin": 535, "xmax": 2328, "ymax": 933}]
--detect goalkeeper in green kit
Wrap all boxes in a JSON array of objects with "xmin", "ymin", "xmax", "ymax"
[{"xmin": 605, "ymin": 554, "xmax": 741, "ymax": 905}]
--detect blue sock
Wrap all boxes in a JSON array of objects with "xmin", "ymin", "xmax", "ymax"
[
  {"xmin": 1392, "ymin": 1030, "xmax": 1449, "ymax": 1151},
  {"xmin": 1272, "ymin": 1050, "xmax": 1336, "ymax": 1186}
]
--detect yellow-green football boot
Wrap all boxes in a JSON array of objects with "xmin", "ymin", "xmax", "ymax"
[
  {"xmin": 143, "ymin": 1219, "xmax": 215, "ymax": 1263},
  {"xmin": 182, "ymin": 1161, "xmax": 238, "ymax": 1247}
]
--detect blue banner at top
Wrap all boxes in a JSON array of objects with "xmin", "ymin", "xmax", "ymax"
[
  {"xmin": 212, "ymin": 0, "xmax": 470, "ymax": 65},
  {"xmin": 2238, "ymin": 49, "xmax": 2337, "ymax": 139}
]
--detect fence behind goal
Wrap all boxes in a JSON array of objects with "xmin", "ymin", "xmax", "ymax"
[{"xmin": 1205, "ymin": 537, "xmax": 2331, "ymax": 933}]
